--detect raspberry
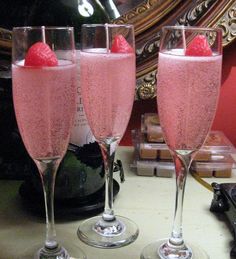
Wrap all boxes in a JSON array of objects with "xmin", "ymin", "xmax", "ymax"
[
  {"xmin": 24, "ymin": 42, "xmax": 58, "ymax": 66},
  {"xmin": 111, "ymin": 35, "xmax": 134, "ymax": 53},
  {"xmin": 185, "ymin": 35, "xmax": 212, "ymax": 56}
]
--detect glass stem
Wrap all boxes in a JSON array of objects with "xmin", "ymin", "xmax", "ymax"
[
  {"xmin": 169, "ymin": 152, "xmax": 193, "ymax": 247},
  {"xmin": 99, "ymin": 140, "xmax": 118, "ymax": 221},
  {"xmin": 35, "ymin": 158, "xmax": 60, "ymax": 250}
]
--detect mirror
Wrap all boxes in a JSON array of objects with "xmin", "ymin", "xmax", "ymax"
[{"xmin": 113, "ymin": 0, "xmax": 236, "ymax": 100}]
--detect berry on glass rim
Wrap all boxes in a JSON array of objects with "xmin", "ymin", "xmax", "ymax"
[
  {"xmin": 24, "ymin": 42, "xmax": 58, "ymax": 66},
  {"xmin": 111, "ymin": 34, "xmax": 133, "ymax": 53},
  {"xmin": 185, "ymin": 35, "xmax": 212, "ymax": 56}
]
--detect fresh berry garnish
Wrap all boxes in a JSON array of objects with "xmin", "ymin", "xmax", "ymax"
[
  {"xmin": 111, "ymin": 34, "xmax": 133, "ymax": 53},
  {"xmin": 185, "ymin": 35, "xmax": 212, "ymax": 56},
  {"xmin": 24, "ymin": 42, "xmax": 58, "ymax": 66}
]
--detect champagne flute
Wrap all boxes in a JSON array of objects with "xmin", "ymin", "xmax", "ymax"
[
  {"xmin": 141, "ymin": 26, "xmax": 222, "ymax": 259},
  {"xmin": 12, "ymin": 26, "xmax": 86, "ymax": 259},
  {"xmin": 77, "ymin": 23, "xmax": 139, "ymax": 248}
]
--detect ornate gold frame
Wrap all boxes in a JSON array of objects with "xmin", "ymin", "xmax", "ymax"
[{"xmin": 114, "ymin": 0, "xmax": 236, "ymax": 100}]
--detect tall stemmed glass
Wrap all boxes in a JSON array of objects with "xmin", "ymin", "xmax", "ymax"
[
  {"xmin": 77, "ymin": 24, "xmax": 139, "ymax": 248},
  {"xmin": 12, "ymin": 26, "xmax": 86, "ymax": 259},
  {"xmin": 141, "ymin": 26, "xmax": 222, "ymax": 259}
]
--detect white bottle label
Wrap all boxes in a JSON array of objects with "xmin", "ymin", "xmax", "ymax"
[{"xmin": 70, "ymin": 51, "xmax": 95, "ymax": 146}]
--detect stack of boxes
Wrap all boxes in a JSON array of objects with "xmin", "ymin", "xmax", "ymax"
[{"xmin": 131, "ymin": 113, "xmax": 236, "ymax": 178}]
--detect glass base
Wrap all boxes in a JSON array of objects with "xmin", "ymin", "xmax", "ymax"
[
  {"xmin": 140, "ymin": 239, "xmax": 209, "ymax": 259},
  {"xmin": 35, "ymin": 245, "xmax": 70, "ymax": 259},
  {"xmin": 77, "ymin": 215, "xmax": 139, "ymax": 248},
  {"xmin": 19, "ymin": 242, "xmax": 86, "ymax": 259}
]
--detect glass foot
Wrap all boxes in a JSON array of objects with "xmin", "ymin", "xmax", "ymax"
[
  {"xmin": 77, "ymin": 215, "xmax": 139, "ymax": 248},
  {"xmin": 19, "ymin": 242, "xmax": 86, "ymax": 259},
  {"xmin": 35, "ymin": 245, "xmax": 70, "ymax": 259},
  {"xmin": 140, "ymin": 239, "xmax": 209, "ymax": 259}
]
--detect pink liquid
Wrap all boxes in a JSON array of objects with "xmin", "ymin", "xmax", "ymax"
[
  {"xmin": 157, "ymin": 51, "xmax": 222, "ymax": 151},
  {"xmin": 80, "ymin": 50, "xmax": 135, "ymax": 141},
  {"xmin": 12, "ymin": 61, "xmax": 77, "ymax": 160}
]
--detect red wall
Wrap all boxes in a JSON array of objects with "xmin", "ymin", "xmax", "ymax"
[
  {"xmin": 121, "ymin": 42, "xmax": 236, "ymax": 147},
  {"xmin": 212, "ymin": 42, "xmax": 236, "ymax": 144}
]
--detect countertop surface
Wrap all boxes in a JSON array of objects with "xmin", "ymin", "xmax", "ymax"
[{"xmin": 0, "ymin": 146, "xmax": 234, "ymax": 259}]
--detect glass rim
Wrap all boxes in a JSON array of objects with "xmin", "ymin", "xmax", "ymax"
[
  {"xmin": 162, "ymin": 25, "xmax": 222, "ymax": 33},
  {"xmin": 12, "ymin": 26, "xmax": 74, "ymax": 31},
  {"xmin": 81, "ymin": 23, "xmax": 134, "ymax": 29}
]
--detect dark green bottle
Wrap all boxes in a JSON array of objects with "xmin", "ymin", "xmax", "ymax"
[
  {"xmin": 26, "ymin": 0, "xmax": 110, "ymax": 202},
  {"xmin": 0, "ymin": 0, "xmax": 112, "ymax": 214},
  {"xmin": 29, "ymin": 0, "xmax": 109, "ymax": 47}
]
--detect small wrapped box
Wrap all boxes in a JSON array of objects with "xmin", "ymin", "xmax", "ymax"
[
  {"xmin": 141, "ymin": 113, "xmax": 164, "ymax": 143},
  {"xmin": 131, "ymin": 114, "xmax": 236, "ymax": 178},
  {"xmin": 191, "ymin": 155, "xmax": 234, "ymax": 178}
]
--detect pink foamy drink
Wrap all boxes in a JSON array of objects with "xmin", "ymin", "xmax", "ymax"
[
  {"xmin": 12, "ymin": 42, "xmax": 77, "ymax": 160},
  {"xmin": 80, "ymin": 34, "xmax": 135, "ymax": 142},
  {"xmin": 157, "ymin": 35, "xmax": 222, "ymax": 151}
]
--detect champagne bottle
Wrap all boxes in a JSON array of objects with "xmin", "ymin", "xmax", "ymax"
[
  {"xmin": 0, "ymin": 1, "xmax": 110, "ymax": 206},
  {"xmin": 27, "ymin": 0, "xmax": 110, "ymax": 201}
]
